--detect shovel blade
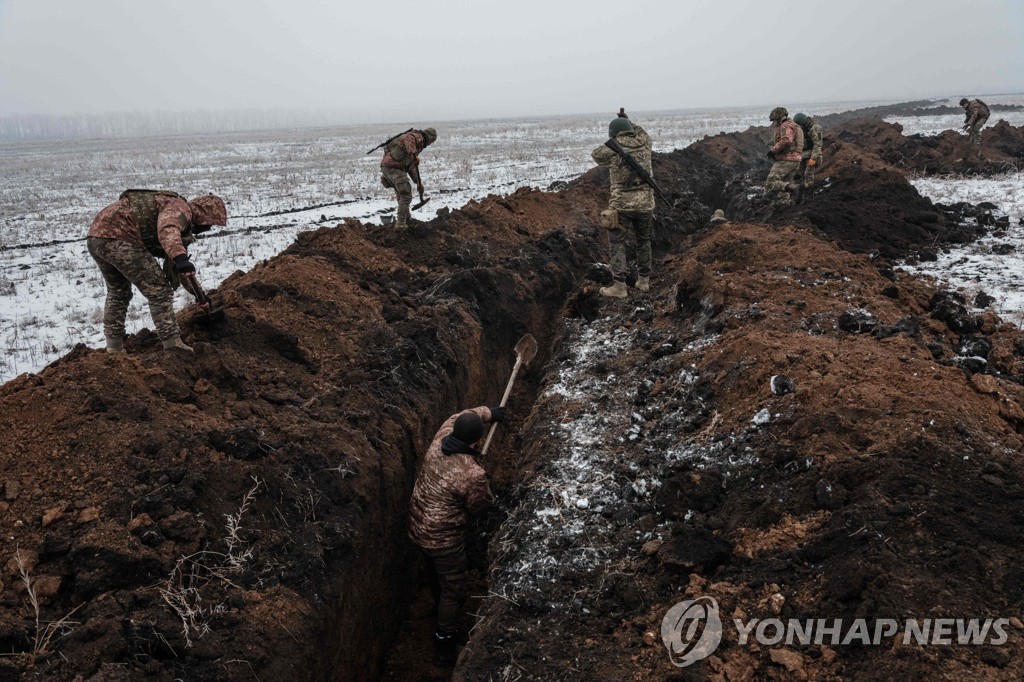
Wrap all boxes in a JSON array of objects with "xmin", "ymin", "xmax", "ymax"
[
  {"xmin": 412, "ymin": 198, "xmax": 430, "ymax": 211},
  {"xmin": 515, "ymin": 333, "xmax": 538, "ymax": 365}
]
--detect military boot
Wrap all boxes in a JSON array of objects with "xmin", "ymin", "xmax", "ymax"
[
  {"xmin": 635, "ymin": 276, "xmax": 650, "ymax": 292},
  {"xmin": 162, "ymin": 336, "xmax": 194, "ymax": 353},
  {"xmin": 105, "ymin": 337, "xmax": 124, "ymax": 354},
  {"xmin": 786, "ymin": 182, "xmax": 803, "ymax": 205},
  {"xmin": 433, "ymin": 632, "xmax": 458, "ymax": 667},
  {"xmin": 600, "ymin": 281, "xmax": 627, "ymax": 299}
]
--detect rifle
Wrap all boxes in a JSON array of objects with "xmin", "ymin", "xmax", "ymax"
[
  {"xmin": 604, "ymin": 138, "xmax": 670, "ymax": 205},
  {"xmin": 366, "ymin": 127, "xmax": 414, "ymax": 155}
]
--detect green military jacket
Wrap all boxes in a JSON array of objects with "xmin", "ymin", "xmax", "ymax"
[{"xmin": 592, "ymin": 125, "xmax": 656, "ymax": 213}]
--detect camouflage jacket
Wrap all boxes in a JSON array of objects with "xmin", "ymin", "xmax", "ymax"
[
  {"xmin": 800, "ymin": 117, "xmax": 823, "ymax": 161},
  {"xmin": 770, "ymin": 118, "xmax": 804, "ymax": 162},
  {"xmin": 88, "ymin": 193, "xmax": 191, "ymax": 259},
  {"xmin": 408, "ymin": 407, "xmax": 495, "ymax": 550},
  {"xmin": 381, "ymin": 130, "xmax": 427, "ymax": 172},
  {"xmin": 591, "ymin": 125, "xmax": 656, "ymax": 213},
  {"xmin": 964, "ymin": 100, "xmax": 990, "ymax": 127}
]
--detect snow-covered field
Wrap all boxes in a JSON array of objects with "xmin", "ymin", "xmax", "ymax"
[
  {"xmin": 904, "ymin": 172, "xmax": 1024, "ymax": 327},
  {"xmin": 884, "ymin": 94, "xmax": 1024, "ymax": 136},
  {"xmin": 0, "ymin": 96, "xmax": 1018, "ymax": 383}
]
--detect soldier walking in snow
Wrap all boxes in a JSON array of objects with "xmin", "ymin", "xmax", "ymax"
[
  {"xmin": 592, "ymin": 108, "xmax": 656, "ymax": 299},
  {"xmin": 960, "ymin": 98, "xmax": 990, "ymax": 159},
  {"xmin": 765, "ymin": 107, "xmax": 805, "ymax": 206},
  {"xmin": 408, "ymin": 405, "xmax": 506, "ymax": 666},
  {"xmin": 793, "ymin": 112, "xmax": 823, "ymax": 188},
  {"xmin": 379, "ymin": 127, "xmax": 437, "ymax": 229},
  {"xmin": 87, "ymin": 190, "xmax": 227, "ymax": 353}
]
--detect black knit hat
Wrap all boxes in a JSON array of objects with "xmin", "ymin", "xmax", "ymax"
[{"xmin": 452, "ymin": 412, "xmax": 485, "ymax": 444}]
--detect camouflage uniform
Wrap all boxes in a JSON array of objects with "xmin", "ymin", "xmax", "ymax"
[
  {"xmin": 381, "ymin": 130, "xmax": 429, "ymax": 228},
  {"xmin": 591, "ymin": 125, "xmax": 655, "ymax": 283},
  {"xmin": 409, "ymin": 407, "xmax": 496, "ymax": 641},
  {"xmin": 766, "ymin": 118, "xmax": 804, "ymax": 204},
  {"xmin": 797, "ymin": 117, "xmax": 823, "ymax": 186},
  {"xmin": 87, "ymin": 191, "xmax": 227, "ymax": 347},
  {"xmin": 963, "ymin": 99, "xmax": 990, "ymax": 155}
]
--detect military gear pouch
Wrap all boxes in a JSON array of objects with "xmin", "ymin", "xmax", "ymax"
[
  {"xmin": 599, "ymin": 209, "xmax": 620, "ymax": 229},
  {"xmin": 381, "ymin": 174, "xmax": 395, "ymax": 189}
]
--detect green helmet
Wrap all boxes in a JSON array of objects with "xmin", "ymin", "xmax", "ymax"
[
  {"xmin": 609, "ymin": 116, "xmax": 633, "ymax": 138},
  {"xmin": 769, "ymin": 107, "xmax": 788, "ymax": 122},
  {"xmin": 793, "ymin": 112, "xmax": 808, "ymax": 126}
]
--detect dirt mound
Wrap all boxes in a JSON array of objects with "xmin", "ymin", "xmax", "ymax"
[{"xmin": 458, "ymin": 222, "xmax": 1024, "ymax": 681}]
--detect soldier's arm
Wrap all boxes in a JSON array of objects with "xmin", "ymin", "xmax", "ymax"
[
  {"xmin": 811, "ymin": 125, "xmax": 823, "ymax": 158},
  {"xmin": 769, "ymin": 127, "xmax": 794, "ymax": 155},
  {"xmin": 592, "ymin": 145, "xmax": 616, "ymax": 166},
  {"xmin": 463, "ymin": 469, "xmax": 495, "ymax": 516},
  {"xmin": 156, "ymin": 198, "xmax": 189, "ymax": 259}
]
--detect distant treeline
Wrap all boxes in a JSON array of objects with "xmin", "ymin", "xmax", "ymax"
[{"xmin": 0, "ymin": 109, "xmax": 358, "ymax": 141}]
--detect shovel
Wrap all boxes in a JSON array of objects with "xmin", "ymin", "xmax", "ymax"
[
  {"xmin": 481, "ymin": 333, "xmax": 538, "ymax": 456},
  {"xmin": 181, "ymin": 272, "xmax": 226, "ymax": 323},
  {"xmin": 412, "ymin": 197, "xmax": 431, "ymax": 211}
]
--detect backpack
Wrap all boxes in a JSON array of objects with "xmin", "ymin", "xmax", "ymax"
[{"xmin": 119, "ymin": 189, "xmax": 193, "ymax": 258}]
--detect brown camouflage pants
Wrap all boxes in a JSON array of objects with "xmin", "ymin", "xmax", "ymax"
[
  {"xmin": 381, "ymin": 166, "xmax": 412, "ymax": 227},
  {"xmin": 607, "ymin": 211, "xmax": 653, "ymax": 282},
  {"xmin": 765, "ymin": 160, "xmax": 802, "ymax": 203},
  {"xmin": 87, "ymin": 237, "xmax": 179, "ymax": 342},
  {"xmin": 423, "ymin": 543, "xmax": 467, "ymax": 637},
  {"xmin": 968, "ymin": 116, "xmax": 988, "ymax": 153}
]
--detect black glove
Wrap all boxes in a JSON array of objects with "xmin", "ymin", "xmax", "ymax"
[
  {"xmin": 767, "ymin": 150, "xmax": 776, "ymax": 160},
  {"xmin": 489, "ymin": 406, "xmax": 507, "ymax": 423},
  {"xmin": 173, "ymin": 254, "xmax": 195, "ymax": 274}
]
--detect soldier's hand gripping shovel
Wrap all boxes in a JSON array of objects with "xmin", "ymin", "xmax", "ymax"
[
  {"xmin": 181, "ymin": 272, "xmax": 226, "ymax": 323},
  {"xmin": 481, "ymin": 334, "xmax": 538, "ymax": 456}
]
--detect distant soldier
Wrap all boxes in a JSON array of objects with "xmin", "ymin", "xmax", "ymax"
[
  {"xmin": 765, "ymin": 107, "xmax": 805, "ymax": 205},
  {"xmin": 592, "ymin": 108, "xmax": 655, "ymax": 299},
  {"xmin": 380, "ymin": 127, "xmax": 437, "ymax": 229},
  {"xmin": 960, "ymin": 98, "xmax": 990, "ymax": 159},
  {"xmin": 707, "ymin": 209, "xmax": 728, "ymax": 227},
  {"xmin": 87, "ymin": 190, "xmax": 227, "ymax": 353},
  {"xmin": 408, "ymin": 405, "xmax": 506, "ymax": 666},
  {"xmin": 793, "ymin": 112, "xmax": 823, "ymax": 187}
]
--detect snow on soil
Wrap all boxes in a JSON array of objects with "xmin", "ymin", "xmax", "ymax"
[
  {"xmin": 0, "ymin": 97, "xmax": 1008, "ymax": 382},
  {"xmin": 904, "ymin": 173, "xmax": 1024, "ymax": 327},
  {"xmin": 488, "ymin": 313, "xmax": 750, "ymax": 611},
  {"xmin": 885, "ymin": 94, "xmax": 1024, "ymax": 136}
]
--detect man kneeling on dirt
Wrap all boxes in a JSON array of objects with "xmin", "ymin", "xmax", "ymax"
[
  {"xmin": 408, "ymin": 405, "xmax": 506, "ymax": 666},
  {"xmin": 960, "ymin": 97, "xmax": 990, "ymax": 159},
  {"xmin": 87, "ymin": 190, "xmax": 227, "ymax": 353},
  {"xmin": 591, "ymin": 108, "xmax": 656, "ymax": 299},
  {"xmin": 765, "ymin": 107, "xmax": 804, "ymax": 205},
  {"xmin": 380, "ymin": 127, "xmax": 437, "ymax": 229}
]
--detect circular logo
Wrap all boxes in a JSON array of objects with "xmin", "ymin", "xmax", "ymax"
[{"xmin": 661, "ymin": 596, "xmax": 723, "ymax": 667}]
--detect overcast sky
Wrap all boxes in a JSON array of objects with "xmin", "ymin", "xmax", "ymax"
[{"xmin": 1, "ymin": 0, "xmax": 1021, "ymax": 123}]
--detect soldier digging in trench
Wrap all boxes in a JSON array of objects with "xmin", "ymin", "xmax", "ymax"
[
  {"xmin": 380, "ymin": 127, "xmax": 437, "ymax": 229},
  {"xmin": 765, "ymin": 106, "xmax": 805, "ymax": 206},
  {"xmin": 793, "ymin": 112, "xmax": 823, "ymax": 188},
  {"xmin": 87, "ymin": 190, "xmax": 227, "ymax": 353},
  {"xmin": 592, "ymin": 108, "xmax": 656, "ymax": 299},
  {"xmin": 408, "ymin": 405, "xmax": 506, "ymax": 667}
]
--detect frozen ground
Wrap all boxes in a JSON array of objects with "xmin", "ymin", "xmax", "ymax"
[
  {"xmin": 904, "ymin": 172, "xmax": 1024, "ymax": 327},
  {"xmin": 0, "ymin": 96, "xmax": 1015, "ymax": 383}
]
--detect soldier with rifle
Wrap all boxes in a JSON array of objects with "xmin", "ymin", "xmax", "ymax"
[
  {"xmin": 591, "ymin": 108, "xmax": 665, "ymax": 299},
  {"xmin": 372, "ymin": 127, "xmax": 437, "ymax": 229}
]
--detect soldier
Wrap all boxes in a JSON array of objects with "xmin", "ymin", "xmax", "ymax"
[
  {"xmin": 793, "ymin": 112, "xmax": 823, "ymax": 188},
  {"xmin": 765, "ymin": 107, "xmax": 805, "ymax": 205},
  {"xmin": 960, "ymin": 97, "xmax": 990, "ymax": 159},
  {"xmin": 380, "ymin": 127, "xmax": 437, "ymax": 229},
  {"xmin": 592, "ymin": 109, "xmax": 655, "ymax": 299},
  {"xmin": 87, "ymin": 190, "xmax": 227, "ymax": 353},
  {"xmin": 408, "ymin": 405, "xmax": 506, "ymax": 666}
]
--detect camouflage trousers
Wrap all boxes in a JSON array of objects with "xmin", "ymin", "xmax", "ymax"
[
  {"xmin": 765, "ymin": 160, "xmax": 802, "ymax": 203},
  {"xmin": 968, "ymin": 116, "xmax": 988, "ymax": 153},
  {"xmin": 381, "ymin": 166, "xmax": 413, "ymax": 227},
  {"xmin": 798, "ymin": 155, "xmax": 821, "ymax": 187},
  {"xmin": 87, "ymin": 237, "xmax": 179, "ymax": 342},
  {"xmin": 607, "ymin": 211, "xmax": 653, "ymax": 282}
]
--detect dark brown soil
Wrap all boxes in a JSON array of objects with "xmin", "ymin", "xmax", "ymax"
[{"xmin": 1, "ymin": 104, "xmax": 1022, "ymax": 682}]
